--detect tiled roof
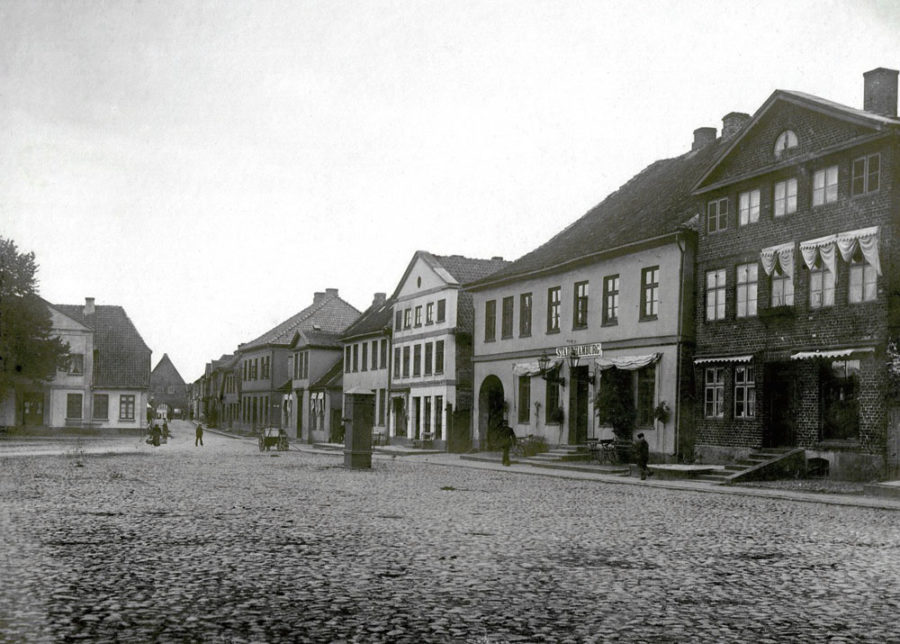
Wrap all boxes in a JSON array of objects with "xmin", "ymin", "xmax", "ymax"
[
  {"xmin": 431, "ymin": 254, "xmax": 511, "ymax": 285},
  {"xmin": 150, "ymin": 353, "xmax": 186, "ymax": 387},
  {"xmin": 240, "ymin": 294, "xmax": 360, "ymax": 351},
  {"xmin": 780, "ymin": 90, "xmax": 900, "ymax": 126},
  {"xmin": 296, "ymin": 329, "xmax": 344, "ymax": 349},
  {"xmin": 310, "ymin": 358, "xmax": 343, "ymax": 390},
  {"xmin": 466, "ymin": 140, "xmax": 725, "ymax": 287},
  {"xmin": 340, "ymin": 297, "xmax": 395, "ymax": 341},
  {"xmin": 55, "ymin": 304, "xmax": 152, "ymax": 389}
]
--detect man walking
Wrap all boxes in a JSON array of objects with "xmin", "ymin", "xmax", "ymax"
[
  {"xmin": 499, "ymin": 424, "xmax": 516, "ymax": 466},
  {"xmin": 635, "ymin": 432, "xmax": 650, "ymax": 480},
  {"xmin": 195, "ymin": 422, "xmax": 204, "ymax": 447}
]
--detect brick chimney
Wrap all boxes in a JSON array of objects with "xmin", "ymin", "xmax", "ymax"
[
  {"xmin": 313, "ymin": 292, "xmax": 325, "ymax": 304},
  {"xmin": 863, "ymin": 67, "xmax": 898, "ymax": 117},
  {"xmin": 722, "ymin": 112, "xmax": 750, "ymax": 140},
  {"xmin": 692, "ymin": 127, "xmax": 717, "ymax": 150},
  {"xmin": 84, "ymin": 297, "xmax": 95, "ymax": 316},
  {"xmin": 372, "ymin": 292, "xmax": 386, "ymax": 307},
  {"xmin": 325, "ymin": 288, "xmax": 338, "ymax": 298}
]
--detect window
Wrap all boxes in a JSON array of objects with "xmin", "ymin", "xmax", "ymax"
[
  {"xmin": 545, "ymin": 372, "xmax": 560, "ymax": 423},
  {"xmin": 849, "ymin": 256, "xmax": 877, "ymax": 303},
  {"xmin": 424, "ymin": 342, "xmax": 433, "ymax": 375},
  {"xmin": 402, "ymin": 346, "xmax": 410, "ymax": 378},
  {"xmin": 738, "ymin": 189, "xmax": 760, "ymax": 226},
  {"xmin": 413, "ymin": 344, "xmax": 422, "ymax": 377},
  {"xmin": 704, "ymin": 368, "xmax": 724, "ymax": 418},
  {"xmin": 735, "ymin": 264, "xmax": 758, "ymax": 318},
  {"xmin": 380, "ymin": 339, "xmax": 387, "ymax": 369},
  {"xmin": 851, "ymin": 153, "xmax": 880, "ymax": 196},
  {"xmin": 435, "ymin": 395, "xmax": 443, "ymax": 439},
  {"xmin": 414, "ymin": 306, "xmax": 422, "ymax": 327},
  {"xmin": 518, "ymin": 376, "xmax": 531, "ymax": 423},
  {"xmin": 810, "ymin": 263, "xmax": 835, "ymax": 308},
  {"xmin": 119, "ymin": 394, "xmax": 135, "ymax": 421},
  {"xmin": 403, "ymin": 308, "xmax": 411, "ymax": 329},
  {"xmin": 602, "ymin": 275, "xmax": 619, "ymax": 325},
  {"xmin": 707, "ymin": 198, "xmax": 728, "ymax": 233},
  {"xmin": 734, "ymin": 365, "xmax": 756, "ymax": 419},
  {"xmin": 773, "ymin": 130, "xmax": 798, "ymax": 159},
  {"xmin": 371, "ymin": 340, "xmax": 378, "ymax": 370},
  {"xmin": 547, "ymin": 287, "xmax": 561, "ymax": 333},
  {"xmin": 395, "ymin": 311, "xmax": 402, "ymax": 331},
  {"xmin": 636, "ymin": 366, "xmax": 656, "ymax": 427},
  {"xmin": 484, "ymin": 300, "xmax": 497, "ymax": 342},
  {"xmin": 435, "ymin": 340, "xmax": 445, "ymax": 374},
  {"xmin": 821, "ymin": 360, "xmax": 860, "ymax": 440},
  {"xmin": 519, "ymin": 293, "xmax": 532, "ymax": 337},
  {"xmin": 426, "ymin": 302, "xmax": 434, "ymax": 324},
  {"xmin": 501, "ymin": 296, "xmax": 514, "ymax": 338},
  {"xmin": 707, "ymin": 268, "xmax": 726, "ymax": 321},
  {"xmin": 345, "ymin": 347, "xmax": 351, "ymax": 373},
  {"xmin": 93, "ymin": 394, "xmax": 108, "ymax": 419},
  {"xmin": 774, "ymin": 178, "xmax": 797, "ymax": 216},
  {"xmin": 573, "ymin": 281, "xmax": 589, "ymax": 329},
  {"xmin": 812, "ymin": 166, "xmax": 838, "ymax": 206},
  {"xmin": 393, "ymin": 347, "xmax": 401, "ymax": 378},
  {"xmin": 378, "ymin": 389, "xmax": 386, "ymax": 426},
  {"xmin": 361, "ymin": 342, "xmax": 368, "ymax": 371},
  {"xmin": 771, "ymin": 270, "xmax": 794, "ymax": 307},
  {"xmin": 640, "ymin": 267, "xmax": 659, "ymax": 320},
  {"xmin": 68, "ymin": 354, "xmax": 84, "ymax": 375},
  {"xmin": 261, "ymin": 356, "xmax": 269, "ymax": 379},
  {"xmin": 436, "ymin": 299, "xmax": 446, "ymax": 323},
  {"xmin": 424, "ymin": 396, "xmax": 432, "ymax": 434},
  {"xmin": 352, "ymin": 344, "xmax": 359, "ymax": 372},
  {"xmin": 302, "ymin": 352, "xmax": 308, "ymax": 379},
  {"xmin": 66, "ymin": 393, "xmax": 82, "ymax": 419}
]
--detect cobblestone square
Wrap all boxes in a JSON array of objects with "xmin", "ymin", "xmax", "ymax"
[{"xmin": 2, "ymin": 423, "xmax": 899, "ymax": 642}]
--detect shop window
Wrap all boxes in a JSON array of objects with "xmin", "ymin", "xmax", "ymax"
[
  {"xmin": 821, "ymin": 360, "xmax": 860, "ymax": 440},
  {"xmin": 518, "ymin": 376, "xmax": 531, "ymax": 424},
  {"xmin": 636, "ymin": 366, "xmax": 656, "ymax": 427}
]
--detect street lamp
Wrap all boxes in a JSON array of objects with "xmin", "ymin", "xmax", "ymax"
[{"xmin": 538, "ymin": 351, "xmax": 565, "ymax": 387}]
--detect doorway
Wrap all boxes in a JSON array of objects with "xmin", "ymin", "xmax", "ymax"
[
  {"xmin": 764, "ymin": 362, "xmax": 797, "ymax": 448},
  {"xmin": 23, "ymin": 393, "xmax": 44, "ymax": 426},
  {"xmin": 568, "ymin": 366, "xmax": 589, "ymax": 444},
  {"xmin": 478, "ymin": 375, "xmax": 505, "ymax": 448}
]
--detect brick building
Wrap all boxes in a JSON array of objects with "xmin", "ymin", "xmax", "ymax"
[{"xmin": 692, "ymin": 68, "xmax": 900, "ymax": 477}]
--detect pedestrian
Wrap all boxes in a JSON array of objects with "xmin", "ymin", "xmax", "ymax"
[
  {"xmin": 499, "ymin": 424, "xmax": 516, "ymax": 466},
  {"xmin": 195, "ymin": 422, "xmax": 204, "ymax": 447},
  {"xmin": 162, "ymin": 420, "xmax": 170, "ymax": 441},
  {"xmin": 150, "ymin": 423, "xmax": 161, "ymax": 447},
  {"xmin": 635, "ymin": 432, "xmax": 651, "ymax": 480}
]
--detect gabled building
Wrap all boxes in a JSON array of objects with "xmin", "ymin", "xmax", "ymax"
[
  {"xmin": 286, "ymin": 327, "xmax": 346, "ymax": 442},
  {"xmin": 149, "ymin": 353, "xmax": 188, "ymax": 419},
  {"xmin": 5, "ymin": 297, "xmax": 153, "ymax": 431},
  {"xmin": 692, "ymin": 68, "xmax": 900, "ymax": 477},
  {"xmin": 466, "ymin": 131, "xmax": 726, "ymax": 456},
  {"xmin": 236, "ymin": 288, "xmax": 359, "ymax": 433},
  {"xmin": 390, "ymin": 252, "xmax": 510, "ymax": 449},
  {"xmin": 200, "ymin": 353, "xmax": 235, "ymax": 428},
  {"xmin": 308, "ymin": 357, "xmax": 345, "ymax": 444},
  {"xmin": 339, "ymin": 293, "xmax": 394, "ymax": 445}
]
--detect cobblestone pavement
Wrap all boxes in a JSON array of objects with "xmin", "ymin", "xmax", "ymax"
[{"xmin": 2, "ymin": 421, "xmax": 899, "ymax": 643}]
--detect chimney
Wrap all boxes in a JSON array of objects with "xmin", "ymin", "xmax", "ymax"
[
  {"xmin": 692, "ymin": 127, "xmax": 717, "ymax": 150},
  {"xmin": 313, "ymin": 291, "xmax": 325, "ymax": 304},
  {"xmin": 84, "ymin": 297, "xmax": 95, "ymax": 316},
  {"xmin": 863, "ymin": 67, "xmax": 898, "ymax": 117},
  {"xmin": 722, "ymin": 112, "xmax": 750, "ymax": 140},
  {"xmin": 491, "ymin": 256, "xmax": 504, "ymax": 261},
  {"xmin": 372, "ymin": 292, "xmax": 386, "ymax": 307},
  {"xmin": 325, "ymin": 288, "xmax": 339, "ymax": 298}
]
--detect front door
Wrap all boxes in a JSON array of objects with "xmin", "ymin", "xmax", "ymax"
[
  {"xmin": 764, "ymin": 363, "xmax": 797, "ymax": 448},
  {"xmin": 295, "ymin": 393, "xmax": 303, "ymax": 440},
  {"xmin": 568, "ymin": 366, "xmax": 589, "ymax": 444},
  {"xmin": 23, "ymin": 393, "xmax": 44, "ymax": 426}
]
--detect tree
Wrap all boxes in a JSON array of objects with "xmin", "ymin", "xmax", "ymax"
[
  {"xmin": 594, "ymin": 368, "xmax": 636, "ymax": 460},
  {"xmin": 0, "ymin": 237, "xmax": 70, "ymax": 397}
]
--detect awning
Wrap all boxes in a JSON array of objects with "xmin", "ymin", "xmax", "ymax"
[
  {"xmin": 694, "ymin": 355, "xmax": 754, "ymax": 365},
  {"xmin": 595, "ymin": 353, "xmax": 660, "ymax": 371},
  {"xmin": 791, "ymin": 347, "xmax": 874, "ymax": 360},
  {"xmin": 344, "ymin": 386, "xmax": 374, "ymax": 395},
  {"xmin": 513, "ymin": 357, "xmax": 563, "ymax": 377},
  {"xmin": 760, "ymin": 241, "xmax": 795, "ymax": 278},
  {"xmin": 800, "ymin": 226, "xmax": 881, "ymax": 276}
]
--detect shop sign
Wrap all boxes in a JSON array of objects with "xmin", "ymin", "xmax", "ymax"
[{"xmin": 554, "ymin": 343, "xmax": 602, "ymax": 359}]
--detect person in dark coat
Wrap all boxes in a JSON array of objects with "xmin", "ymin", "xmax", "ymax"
[
  {"xmin": 195, "ymin": 423, "xmax": 204, "ymax": 447},
  {"xmin": 635, "ymin": 432, "xmax": 650, "ymax": 480},
  {"xmin": 498, "ymin": 424, "xmax": 516, "ymax": 466},
  {"xmin": 150, "ymin": 423, "xmax": 161, "ymax": 447}
]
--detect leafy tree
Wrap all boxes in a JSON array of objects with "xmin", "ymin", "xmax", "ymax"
[
  {"xmin": 594, "ymin": 368, "xmax": 636, "ymax": 441},
  {"xmin": 0, "ymin": 237, "xmax": 69, "ymax": 397}
]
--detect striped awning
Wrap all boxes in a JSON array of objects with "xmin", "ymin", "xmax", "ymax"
[
  {"xmin": 694, "ymin": 355, "xmax": 754, "ymax": 365},
  {"xmin": 513, "ymin": 357, "xmax": 563, "ymax": 377},
  {"xmin": 791, "ymin": 347, "xmax": 874, "ymax": 361},
  {"xmin": 595, "ymin": 353, "xmax": 660, "ymax": 371}
]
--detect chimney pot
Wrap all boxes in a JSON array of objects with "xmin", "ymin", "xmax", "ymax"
[
  {"xmin": 863, "ymin": 67, "xmax": 898, "ymax": 118},
  {"xmin": 692, "ymin": 127, "xmax": 717, "ymax": 150},
  {"xmin": 84, "ymin": 297, "xmax": 95, "ymax": 315},
  {"xmin": 722, "ymin": 112, "xmax": 750, "ymax": 140}
]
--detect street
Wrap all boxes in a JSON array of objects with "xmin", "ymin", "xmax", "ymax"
[{"xmin": 1, "ymin": 420, "xmax": 899, "ymax": 643}]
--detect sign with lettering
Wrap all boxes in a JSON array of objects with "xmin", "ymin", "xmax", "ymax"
[{"xmin": 555, "ymin": 343, "xmax": 602, "ymax": 359}]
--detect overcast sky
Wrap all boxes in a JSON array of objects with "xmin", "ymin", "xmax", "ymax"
[{"xmin": 3, "ymin": 0, "xmax": 899, "ymax": 381}]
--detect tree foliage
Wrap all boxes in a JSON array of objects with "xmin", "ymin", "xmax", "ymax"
[
  {"xmin": 0, "ymin": 237, "xmax": 70, "ymax": 396},
  {"xmin": 594, "ymin": 368, "xmax": 636, "ymax": 441}
]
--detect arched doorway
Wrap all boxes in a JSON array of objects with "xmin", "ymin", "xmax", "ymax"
[{"xmin": 478, "ymin": 375, "xmax": 505, "ymax": 449}]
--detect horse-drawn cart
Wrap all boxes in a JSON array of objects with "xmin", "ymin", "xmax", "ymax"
[{"xmin": 258, "ymin": 427, "xmax": 289, "ymax": 452}]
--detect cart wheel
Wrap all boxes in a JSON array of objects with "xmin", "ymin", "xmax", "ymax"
[{"xmin": 258, "ymin": 437, "xmax": 265, "ymax": 452}]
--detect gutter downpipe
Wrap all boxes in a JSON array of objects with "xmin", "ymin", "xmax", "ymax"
[{"xmin": 674, "ymin": 230, "xmax": 686, "ymax": 459}]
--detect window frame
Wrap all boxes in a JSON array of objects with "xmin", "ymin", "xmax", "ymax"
[
  {"xmin": 436, "ymin": 299, "xmax": 446, "ymax": 323},
  {"xmin": 573, "ymin": 281, "xmax": 589, "ymax": 329},
  {"xmin": 602, "ymin": 275, "xmax": 619, "ymax": 326},
  {"xmin": 851, "ymin": 153, "xmax": 880, "ymax": 196},
  {"xmin": 66, "ymin": 393, "xmax": 83, "ymax": 419},
  {"xmin": 706, "ymin": 269, "xmax": 726, "ymax": 321},
  {"xmin": 518, "ymin": 376, "xmax": 531, "ymax": 424},
  {"xmin": 812, "ymin": 165, "xmax": 838, "ymax": 206},
  {"xmin": 773, "ymin": 178, "xmax": 798, "ymax": 217},
  {"xmin": 501, "ymin": 296, "xmax": 514, "ymax": 339},
  {"xmin": 426, "ymin": 302, "xmax": 434, "ymax": 325},
  {"xmin": 413, "ymin": 344, "xmax": 422, "ymax": 377},
  {"xmin": 734, "ymin": 365, "xmax": 756, "ymax": 419},
  {"xmin": 119, "ymin": 394, "xmax": 135, "ymax": 421},
  {"xmin": 414, "ymin": 305, "xmax": 422, "ymax": 327},
  {"xmin": 770, "ymin": 270, "xmax": 794, "ymax": 307},
  {"xmin": 738, "ymin": 189, "xmax": 760, "ymax": 226},
  {"xmin": 848, "ymin": 257, "xmax": 877, "ymax": 303},
  {"xmin": 707, "ymin": 198, "xmax": 728, "ymax": 233},
  {"xmin": 735, "ymin": 263, "xmax": 758, "ymax": 318},
  {"xmin": 704, "ymin": 367, "xmax": 725, "ymax": 419},
  {"xmin": 519, "ymin": 292, "xmax": 532, "ymax": 337},
  {"xmin": 546, "ymin": 286, "xmax": 561, "ymax": 333},
  {"xmin": 640, "ymin": 266, "xmax": 660, "ymax": 321},
  {"xmin": 484, "ymin": 299, "xmax": 497, "ymax": 342},
  {"xmin": 435, "ymin": 340, "xmax": 445, "ymax": 374},
  {"xmin": 810, "ymin": 263, "xmax": 835, "ymax": 309}
]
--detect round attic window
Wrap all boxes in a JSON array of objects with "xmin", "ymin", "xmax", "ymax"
[{"xmin": 774, "ymin": 130, "xmax": 798, "ymax": 159}]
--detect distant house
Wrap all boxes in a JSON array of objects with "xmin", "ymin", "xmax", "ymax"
[
  {"xmin": 286, "ymin": 327, "xmax": 346, "ymax": 442},
  {"xmin": 390, "ymin": 252, "xmax": 510, "ymax": 450},
  {"xmin": 0, "ymin": 297, "xmax": 152, "ymax": 432},
  {"xmin": 149, "ymin": 353, "xmax": 188, "ymax": 419},
  {"xmin": 236, "ymin": 288, "xmax": 359, "ymax": 433}
]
